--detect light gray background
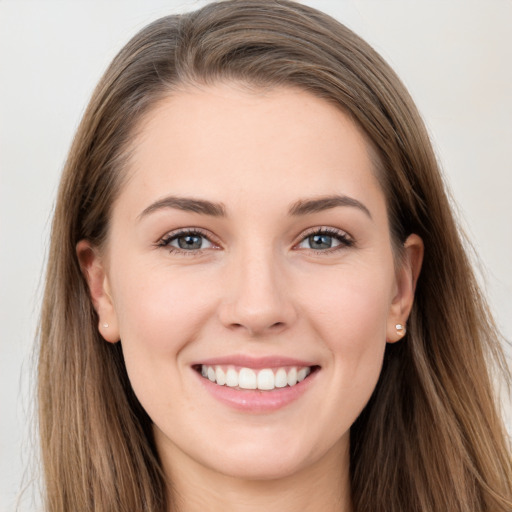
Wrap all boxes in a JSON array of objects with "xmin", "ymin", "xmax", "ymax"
[{"xmin": 1, "ymin": 1, "xmax": 511, "ymax": 510}]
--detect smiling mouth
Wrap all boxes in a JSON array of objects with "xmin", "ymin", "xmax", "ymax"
[{"xmin": 193, "ymin": 364, "xmax": 320, "ymax": 391}]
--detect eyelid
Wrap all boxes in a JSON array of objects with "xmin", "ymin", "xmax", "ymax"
[
  {"xmin": 156, "ymin": 227, "xmax": 221, "ymax": 252},
  {"xmin": 155, "ymin": 225, "xmax": 354, "ymax": 254},
  {"xmin": 293, "ymin": 226, "xmax": 354, "ymax": 251}
]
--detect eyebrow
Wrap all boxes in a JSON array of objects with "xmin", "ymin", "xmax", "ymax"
[
  {"xmin": 138, "ymin": 193, "xmax": 371, "ymax": 220},
  {"xmin": 138, "ymin": 196, "xmax": 227, "ymax": 220},
  {"xmin": 288, "ymin": 195, "xmax": 372, "ymax": 219}
]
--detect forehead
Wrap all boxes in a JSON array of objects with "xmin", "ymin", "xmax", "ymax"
[{"xmin": 119, "ymin": 83, "xmax": 386, "ymax": 219}]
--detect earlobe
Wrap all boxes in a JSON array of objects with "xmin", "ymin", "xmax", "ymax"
[
  {"xmin": 76, "ymin": 240, "xmax": 120, "ymax": 343},
  {"xmin": 387, "ymin": 234, "xmax": 424, "ymax": 343}
]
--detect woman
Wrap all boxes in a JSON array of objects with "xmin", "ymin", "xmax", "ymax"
[{"xmin": 38, "ymin": 1, "xmax": 512, "ymax": 510}]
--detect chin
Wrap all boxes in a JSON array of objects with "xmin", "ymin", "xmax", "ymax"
[
  {"xmin": 195, "ymin": 427, "xmax": 346, "ymax": 482},
  {"xmin": 204, "ymin": 448, "xmax": 312, "ymax": 481}
]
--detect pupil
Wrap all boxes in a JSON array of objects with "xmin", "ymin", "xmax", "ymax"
[
  {"xmin": 178, "ymin": 235, "xmax": 202, "ymax": 250},
  {"xmin": 310, "ymin": 234, "xmax": 332, "ymax": 249}
]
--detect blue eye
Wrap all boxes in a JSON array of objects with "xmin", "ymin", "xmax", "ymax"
[
  {"xmin": 307, "ymin": 233, "xmax": 336, "ymax": 250},
  {"xmin": 159, "ymin": 230, "xmax": 214, "ymax": 252},
  {"xmin": 297, "ymin": 229, "xmax": 353, "ymax": 251},
  {"xmin": 173, "ymin": 234, "xmax": 210, "ymax": 250}
]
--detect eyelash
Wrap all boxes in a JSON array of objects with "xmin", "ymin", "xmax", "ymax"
[
  {"xmin": 296, "ymin": 227, "xmax": 354, "ymax": 253},
  {"xmin": 157, "ymin": 228, "xmax": 218, "ymax": 256},
  {"xmin": 156, "ymin": 227, "xmax": 354, "ymax": 256}
]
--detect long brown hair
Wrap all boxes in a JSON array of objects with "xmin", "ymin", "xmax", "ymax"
[{"xmin": 38, "ymin": 1, "xmax": 512, "ymax": 510}]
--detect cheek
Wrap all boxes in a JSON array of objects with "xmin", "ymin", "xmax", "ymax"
[
  {"xmin": 304, "ymin": 262, "xmax": 392, "ymax": 341},
  {"xmin": 108, "ymin": 263, "xmax": 216, "ymax": 418},
  {"xmin": 111, "ymin": 261, "xmax": 212, "ymax": 352},
  {"xmin": 108, "ymin": 261, "xmax": 219, "ymax": 409},
  {"xmin": 302, "ymin": 262, "xmax": 392, "ymax": 391}
]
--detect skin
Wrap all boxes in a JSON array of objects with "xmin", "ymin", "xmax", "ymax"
[{"xmin": 78, "ymin": 83, "xmax": 423, "ymax": 512}]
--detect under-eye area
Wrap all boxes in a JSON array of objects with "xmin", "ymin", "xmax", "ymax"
[{"xmin": 193, "ymin": 364, "xmax": 321, "ymax": 391}]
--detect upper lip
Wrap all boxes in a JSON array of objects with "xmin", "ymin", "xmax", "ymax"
[{"xmin": 192, "ymin": 355, "xmax": 318, "ymax": 369}]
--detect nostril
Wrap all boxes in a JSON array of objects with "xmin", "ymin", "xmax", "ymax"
[
  {"xmin": 226, "ymin": 320, "xmax": 286, "ymax": 336},
  {"xmin": 218, "ymin": 292, "xmax": 297, "ymax": 335}
]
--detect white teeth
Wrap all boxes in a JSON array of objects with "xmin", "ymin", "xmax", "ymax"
[
  {"xmin": 238, "ymin": 368, "xmax": 257, "ymax": 389},
  {"xmin": 215, "ymin": 367, "xmax": 226, "ymax": 386},
  {"xmin": 297, "ymin": 367, "xmax": 310, "ymax": 382},
  {"xmin": 199, "ymin": 365, "xmax": 314, "ymax": 390},
  {"xmin": 225, "ymin": 368, "xmax": 239, "ymax": 387},
  {"xmin": 257, "ymin": 369, "xmax": 275, "ymax": 391},
  {"xmin": 287, "ymin": 367, "xmax": 298, "ymax": 386},
  {"xmin": 275, "ymin": 368, "xmax": 288, "ymax": 388}
]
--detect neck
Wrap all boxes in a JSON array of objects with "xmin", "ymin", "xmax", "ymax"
[{"xmin": 160, "ymin": 437, "xmax": 352, "ymax": 512}]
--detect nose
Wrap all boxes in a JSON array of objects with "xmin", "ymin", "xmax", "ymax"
[{"xmin": 217, "ymin": 247, "xmax": 297, "ymax": 337}]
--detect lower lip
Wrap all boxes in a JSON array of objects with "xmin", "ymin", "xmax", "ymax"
[{"xmin": 195, "ymin": 369, "xmax": 318, "ymax": 413}]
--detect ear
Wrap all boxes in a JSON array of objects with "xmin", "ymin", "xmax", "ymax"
[
  {"xmin": 76, "ymin": 240, "xmax": 120, "ymax": 343},
  {"xmin": 386, "ymin": 234, "xmax": 424, "ymax": 343}
]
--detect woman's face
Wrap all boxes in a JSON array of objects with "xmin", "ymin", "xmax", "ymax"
[{"xmin": 81, "ymin": 84, "xmax": 420, "ymax": 481}]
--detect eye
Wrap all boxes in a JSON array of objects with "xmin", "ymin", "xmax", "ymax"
[
  {"xmin": 296, "ymin": 228, "xmax": 353, "ymax": 251},
  {"xmin": 158, "ymin": 229, "xmax": 216, "ymax": 253}
]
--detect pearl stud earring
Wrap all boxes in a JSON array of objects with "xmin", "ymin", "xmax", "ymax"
[
  {"xmin": 396, "ymin": 323, "xmax": 406, "ymax": 336},
  {"xmin": 103, "ymin": 323, "xmax": 109, "ymax": 328}
]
